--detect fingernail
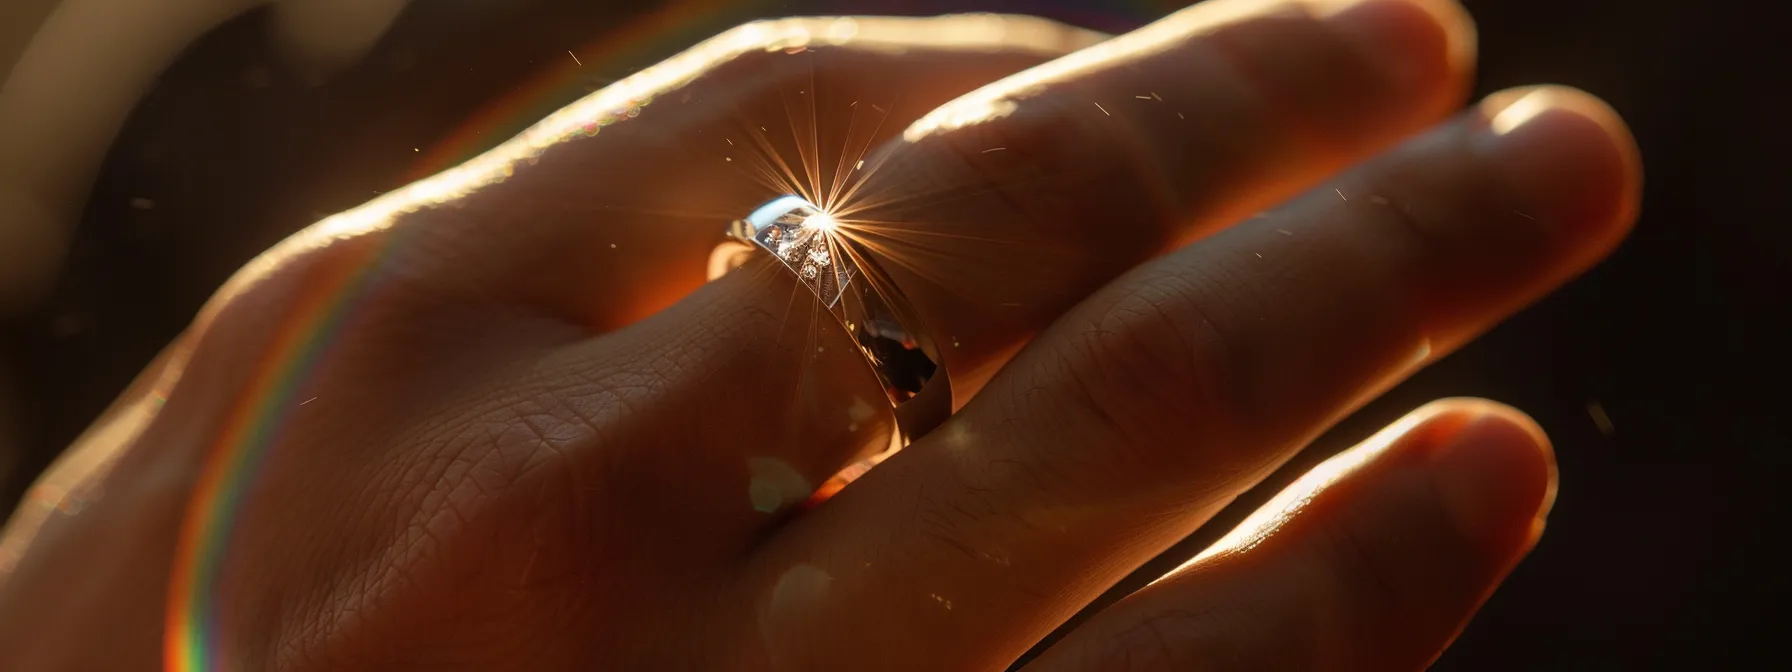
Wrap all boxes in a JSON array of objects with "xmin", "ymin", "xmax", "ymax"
[
  {"xmin": 1430, "ymin": 410, "xmax": 1556, "ymax": 550},
  {"xmin": 1319, "ymin": 0, "xmax": 1466, "ymax": 92},
  {"xmin": 1476, "ymin": 85, "xmax": 1641, "ymax": 234}
]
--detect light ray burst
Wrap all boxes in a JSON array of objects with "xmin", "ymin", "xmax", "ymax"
[{"xmin": 714, "ymin": 60, "xmax": 1046, "ymax": 351}]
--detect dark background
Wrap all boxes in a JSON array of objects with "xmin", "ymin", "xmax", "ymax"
[{"xmin": 1, "ymin": 0, "xmax": 1780, "ymax": 667}]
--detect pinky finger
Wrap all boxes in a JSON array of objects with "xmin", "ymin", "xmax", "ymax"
[{"xmin": 1024, "ymin": 398, "xmax": 1555, "ymax": 671}]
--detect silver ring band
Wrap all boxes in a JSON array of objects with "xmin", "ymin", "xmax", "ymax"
[{"xmin": 713, "ymin": 195, "xmax": 951, "ymax": 446}]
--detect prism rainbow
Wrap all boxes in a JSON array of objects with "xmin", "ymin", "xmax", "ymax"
[
  {"xmin": 162, "ymin": 1, "xmax": 1167, "ymax": 669},
  {"xmin": 164, "ymin": 2, "xmax": 771, "ymax": 667},
  {"xmin": 163, "ymin": 231, "xmax": 378, "ymax": 672}
]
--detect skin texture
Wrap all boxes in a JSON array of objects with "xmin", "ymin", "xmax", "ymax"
[{"xmin": 0, "ymin": 0, "xmax": 1639, "ymax": 669}]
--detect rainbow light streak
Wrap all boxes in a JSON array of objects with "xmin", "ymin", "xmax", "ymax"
[
  {"xmin": 162, "ymin": 2, "xmax": 766, "ymax": 665},
  {"xmin": 163, "ymin": 236, "xmax": 378, "ymax": 672}
]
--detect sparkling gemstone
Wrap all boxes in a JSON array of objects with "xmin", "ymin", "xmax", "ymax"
[{"xmin": 736, "ymin": 196, "xmax": 857, "ymax": 307}]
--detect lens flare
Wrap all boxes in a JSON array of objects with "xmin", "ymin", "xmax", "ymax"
[{"xmin": 801, "ymin": 212, "xmax": 839, "ymax": 232}]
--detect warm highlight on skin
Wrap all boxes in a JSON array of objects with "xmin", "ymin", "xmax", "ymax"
[{"xmin": 0, "ymin": 0, "xmax": 1638, "ymax": 668}]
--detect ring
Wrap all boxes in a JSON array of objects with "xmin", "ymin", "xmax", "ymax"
[{"xmin": 711, "ymin": 195, "xmax": 951, "ymax": 447}]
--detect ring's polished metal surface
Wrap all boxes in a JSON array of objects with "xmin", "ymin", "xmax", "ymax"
[{"xmin": 717, "ymin": 195, "xmax": 951, "ymax": 445}]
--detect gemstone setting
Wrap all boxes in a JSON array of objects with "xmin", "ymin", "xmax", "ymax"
[{"xmin": 730, "ymin": 195, "xmax": 856, "ymax": 307}]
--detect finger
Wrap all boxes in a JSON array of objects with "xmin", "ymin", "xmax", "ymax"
[
  {"xmin": 295, "ymin": 15, "xmax": 1103, "ymax": 331},
  {"xmin": 751, "ymin": 85, "xmax": 1639, "ymax": 669},
  {"xmin": 577, "ymin": 0, "xmax": 1476, "ymax": 538},
  {"xmin": 1023, "ymin": 400, "xmax": 1555, "ymax": 671},
  {"xmin": 846, "ymin": 0, "xmax": 1475, "ymax": 395},
  {"xmin": 199, "ymin": 16, "xmax": 1105, "ymax": 586}
]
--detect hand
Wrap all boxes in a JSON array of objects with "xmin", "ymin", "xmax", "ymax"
[{"xmin": 0, "ymin": 0, "xmax": 1639, "ymax": 668}]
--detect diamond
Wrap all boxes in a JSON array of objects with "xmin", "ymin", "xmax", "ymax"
[{"xmin": 736, "ymin": 195, "xmax": 857, "ymax": 308}]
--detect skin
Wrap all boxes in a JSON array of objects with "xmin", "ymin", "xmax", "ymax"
[{"xmin": 0, "ymin": 0, "xmax": 1640, "ymax": 669}]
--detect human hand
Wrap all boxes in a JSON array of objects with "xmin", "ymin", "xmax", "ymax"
[{"xmin": 0, "ymin": 0, "xmax": 1639, "ymax": 669}]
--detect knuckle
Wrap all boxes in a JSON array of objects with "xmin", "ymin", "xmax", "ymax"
[
  {"xmin": 1347, "ymin": 153, "xmax": 1557, "ymax": 298},
  {"xmin": 1047, "ymin": 266, "xmax": 1249, "ymax": 464},
  {"xmin": 1350, "ymin": 173, "xmax": 1457, "ymax": 267},
  {"xmin": 891, "ymin": 94, "xmax": 1177, "ymax": 267}
]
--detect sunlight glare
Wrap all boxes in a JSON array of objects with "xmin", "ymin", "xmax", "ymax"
[{"xmin": 802, "ymin": 212, "xmax": 840, "ymax": 232}]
